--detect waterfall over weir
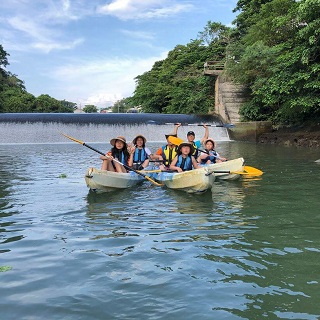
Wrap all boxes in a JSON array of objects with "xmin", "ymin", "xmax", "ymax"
[{"xmin": 0, "ymin": 113, "xmax": 229, "ymax": 144}]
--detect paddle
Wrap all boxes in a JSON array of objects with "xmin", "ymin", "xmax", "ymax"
[
  {"xmin": 61, "ymin": 133, "xmax": 163, "ymax": 186},
  {"xmin": 146, "ymin": 120, "xmax": 234, "ymax": 128},
  {"xmin": 167, "ymin": 136, "xmax": 263, "ymax": 176}
]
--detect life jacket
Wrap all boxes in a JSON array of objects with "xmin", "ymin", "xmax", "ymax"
[
  {"xmin": 191, "ymin": 142, "xmax": 198, "ymax": 158},
  {"xmin": 176, "ymin": 155, "xmax": 193, "ymax": 171},
  {"xmin": 200, "ymin": 150, "xmax": 218, "ymax": 164},
  {"xmin": 162, "ymin": 145, "xmax": 177, "ymax": 166},
  {"xmin": 112, "ymin": 149, "xmax": 129, "ymax": 165},
  {"xmin": 133, "ymin": 148, "xmax": 148, "ymax": 164}
]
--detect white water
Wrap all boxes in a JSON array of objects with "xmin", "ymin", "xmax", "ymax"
[{"xmin": 0, "ymin": 121, "xmax": 229, "ymax": 144}]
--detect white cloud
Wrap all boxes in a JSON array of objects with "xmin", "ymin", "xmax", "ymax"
[
  {"xmin": 97, "ymin": 0, "xmax": 194, "ymax": 20},
  {"xmin": 49, "ymin": 51, "xmax": 168, "ymax": 107},
  {"xmin": 120, "ymin": 29, "xmax": 155, "ymax": 40}
]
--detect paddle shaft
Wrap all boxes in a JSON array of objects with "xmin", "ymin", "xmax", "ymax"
[{"xmin": 146, "ymin": 120, "xmax": 233, "ymax": 128}]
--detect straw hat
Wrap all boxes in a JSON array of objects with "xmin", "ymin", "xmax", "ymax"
[
  {"xmin": 177, "ymin": 142, "xmax": 195, "ymax": 155},
  {"xmin": 132, "ymin": 134, "xmax": 147, "ymax": 145},
  {"xmin": 110, "ymin": 136, "xmax": 127, "ymax": 146}
]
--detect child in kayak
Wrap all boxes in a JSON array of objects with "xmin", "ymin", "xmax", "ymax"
[
  {"xmin": 170, "ymin": 142, "xmax": 200, "ymax": 172},
  {"xmin": 130, "ymin": 134, "xmax": 151, "ymax": 170},
  {"xmin": 100, "ymin": 136, "xmax": 133, "ymax": 173},
  {"xmin": 197, "ymin": 138, "xmax": 227, "ymax": 164}
]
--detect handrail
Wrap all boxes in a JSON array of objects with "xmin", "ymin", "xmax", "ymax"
[{"xmin": 204, "ymin": 60, "xmax": 225, "ymax": 71}]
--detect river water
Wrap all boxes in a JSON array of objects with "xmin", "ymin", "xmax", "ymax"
[{"xmin": 0, "ymin": 116, "xmax": 320, "ymax": 319}]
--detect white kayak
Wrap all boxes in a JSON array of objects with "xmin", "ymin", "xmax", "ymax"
[
  {"xmin": 85, "ymin": 167, "xmax": 145, "ymax": 192},
  {"xmin": 155, "ymin": 167, "xmax": 215, "ymax": 194},
  {"xmin": 203, "ymin": 157, "xmax": 245, "ymax": 180}
]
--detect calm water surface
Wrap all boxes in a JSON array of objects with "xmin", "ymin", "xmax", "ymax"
[{"xmin": 0, "ymin": 141, "xmax": 319, "ymax": 319}]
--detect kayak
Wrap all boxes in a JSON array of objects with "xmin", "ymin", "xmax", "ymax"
[
  {"xmin": 155, "ymin": 167, "xmax": 215, "ymax": 194},
  {"xmin": 85, "ymin": 167, "xmax": 144, "ymax": 192},
  {"xmin": 203, "ymin": 157, "xmax": 245, "ymax": 180}
]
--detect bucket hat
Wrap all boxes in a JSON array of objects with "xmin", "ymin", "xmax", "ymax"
[
  {"xmin": 132, "ymin": 134, "xmax": 147, "ymax": 145},
  {"xmin": 110, "ymin": 136, "xmax": 127, "ymax": 146},
  {"xmin": 177, "ymin": 142, "xmax": 195, "ymax": 155}
]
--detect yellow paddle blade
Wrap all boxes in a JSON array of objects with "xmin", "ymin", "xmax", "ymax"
[
  {"xmin": 168, "ymin": 136, "xmax": 184, "ymax": 145},
  {"xmin": 244, "ymin": 166, "xmax": 263, "ymax": 176},
  {"xmin": 61, "ymin": 133, "xmax": 84, "ymax": 145}
]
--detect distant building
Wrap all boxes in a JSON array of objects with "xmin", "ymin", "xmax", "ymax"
[{"xmin": 74, "ymin": 108, "xmax": 85, "ymax": 113}]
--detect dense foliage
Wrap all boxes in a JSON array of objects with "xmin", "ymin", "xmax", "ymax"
[
  {"xmin": 131, "ymin": 0, "xmax": 319, "ymax": 124},
  {"xmin": 227, "ymin": 0, "xmax": 320, "ymax": 124},
  {"xmin": 131, "ymin": 22, "xmax": 231, "ymax": 114},
  {"xmin": 0, "ymin": 45, "xmax": 76, "ymax": 113}
]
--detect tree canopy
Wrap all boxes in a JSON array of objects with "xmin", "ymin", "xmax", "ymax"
[{"xmin": 0, "ymin": 44, "xmax": 76, "ymax": 113}]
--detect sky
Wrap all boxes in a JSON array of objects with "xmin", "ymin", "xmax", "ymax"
[{"xmin": 0, "ymin": 0, "xmax": 238, "ymax": 109}]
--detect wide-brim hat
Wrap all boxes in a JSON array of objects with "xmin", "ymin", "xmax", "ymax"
[
  {"xmin": 132, "ymin": 134, "xmax": 147, "ymax": 145},
  {"xmin": 165, "ymin": 133, "xmax": 177, "ymax": 139},
  {"xmin": 110, "ymin": 136, "xmax": 127, "ymax": 146},
  {"xmin": 205, "ymin": 138, "xmax": 215, "ymax": 147},
  {"xmin": 177, "ymin": 142, "xmax": 195, "ymax": 155}
]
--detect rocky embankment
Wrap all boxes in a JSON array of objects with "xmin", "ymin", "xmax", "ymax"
[{"xmin": 258, "ymin": 123, "xmax": 320, "ymax": 148}]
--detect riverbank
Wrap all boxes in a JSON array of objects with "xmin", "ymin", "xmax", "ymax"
[{"xmin": 258, "ymin": 123, "xmax": 320, "ymax": 148}]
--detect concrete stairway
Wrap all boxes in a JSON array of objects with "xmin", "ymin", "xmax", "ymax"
[{"xmin": 215, "ymin": 77, "xmax": 249, "ymax": 123}]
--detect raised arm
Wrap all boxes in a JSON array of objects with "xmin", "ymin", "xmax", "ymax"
[
  {"xmin": 200, "ymin": 124, "xmax": 209, "ymax": 145},
  {"xmin": 173, "ymin": 123, "xmax": 181, "ymax": 136}
]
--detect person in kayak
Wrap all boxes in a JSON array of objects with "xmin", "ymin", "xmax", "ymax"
[
  {"xmin": 100, "ymin": 136, "xmax": 133, "ymax": 173},
  {"xmin": 152, "ymin": 133, "xmax": 178, "ymax": 169},
  {"xmin": 197, "ymin": 138, "xmax": 227, "ymax": 164},
  {"xmin": 129, "ymin": 134, "xmax": 152, "ymax": 170},
  {"xmin": 170, "ymin": 142, "xmax": 200, "ymax": 172},
  {"xmin": 173, "ymin": 123, "xmax": 209, "ymax": 158}
]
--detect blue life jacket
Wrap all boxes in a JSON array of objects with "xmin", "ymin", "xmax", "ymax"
[
  {"xmin": 200, "ymin": 150, "xmax": 218, "ymax": 164},
  {"xmin": 133, "ymin": 148, "xmax": 147, "ymax": 164},
  {"xmin": 176, "ymin": 155, "xmax": 193, "ymax": 171}
]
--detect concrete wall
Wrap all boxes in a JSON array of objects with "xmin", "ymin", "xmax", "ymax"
[
  {"xmin": 228, "ymin": 121, "xmax": 273, "ymax": 142},
  {"xmin": 214, "ymin": 75, "xmax": 249, "ymax": 124},
  {"xmin": 207, "ymin": 73, "xmax": 272, "ymax": 141}
]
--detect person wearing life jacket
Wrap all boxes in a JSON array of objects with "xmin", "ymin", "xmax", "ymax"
[
  {"xmin": 170, "ymin": 142, "xmax": 200, "ymax": 173},
  {"xmin": 100, "ymin": 136, "xmax": 133, "ymax": 173},
  {"xmin": 153, "ymin": 133, "xmax": 178, "ymax": 168},
  {"xmin": 173, "ymin": 123, "xmax": 209, "ymax": 158},
  {"xmin": 129, "ymin": 134, "xmax": 151, "ymax": 170},
  {"xmin": 197, "ymin": 138, "xmax": 227, "ymax": 164}
]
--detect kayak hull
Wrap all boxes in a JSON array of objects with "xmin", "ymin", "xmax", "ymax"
[
  {"xmin": 156, "ymin": 167, "xmax": 215, "ymax": 194},
  {"xmin": 204, "ymin": 157, "xmax": 245, "ymax": 180},
  {"xmin": 85, "ymin": 167, "xmax": 144, "ymax": 192}
]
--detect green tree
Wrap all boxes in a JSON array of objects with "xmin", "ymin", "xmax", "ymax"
[
  {"xmin": 112, "ymin": 98, "xmax": 134, "ymax": 113},
  {"xmin": 1, "ymin": 87, "xmax": 35, "ymax": 112},
  {"xmin": 83, "ymin": 104, "xmax": 98, "ymax": 113},
  {"xmin": 34, "ymin": 94, "xmax": 73, "ymax": 113},
  {"xmin": 227, "ymin": 0, "xmax": 320, "ymax": 124},
  {"xmin": 60, "ymin": 100, "xmax": 77, "ymax": 112},
  {"xmin": 132, "ymin": 23, "xmax": 231, "ymax": 114}
]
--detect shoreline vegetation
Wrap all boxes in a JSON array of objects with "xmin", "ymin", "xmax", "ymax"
[{"xmin": 258, "ymin": 123, "xmax": 320, "ymax": 148}]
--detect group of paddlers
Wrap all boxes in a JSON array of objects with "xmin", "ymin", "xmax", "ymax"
[{"xmin": 100, "ymin": 123, "xmax": 226, "ymax": 173}]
